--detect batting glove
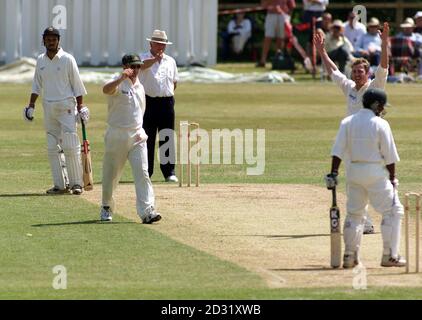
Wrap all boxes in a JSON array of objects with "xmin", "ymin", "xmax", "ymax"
[
  {"xmin": 76, "ymin": 106, "xmax": 90, "ymax": 124},
  {"xmin": 23, "ymin": 106, "xmax": 35, "ymax": 122},
  {"xmin": 325, "ymin": 172, "xmax": 338, "ymax": 190}
]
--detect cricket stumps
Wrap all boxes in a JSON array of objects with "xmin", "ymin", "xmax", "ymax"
[
  {"xmin": 179, "ymin": 120, "xmax": 200, "ymax": 187},
  {"xmin": 404, "ymin": 192, "xmax": 421, "ymax": 273}
]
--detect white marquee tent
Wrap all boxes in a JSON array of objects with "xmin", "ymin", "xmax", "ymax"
[{"xmin": 0, "ymin": 0, "xmax": 218, "ymax": 66}]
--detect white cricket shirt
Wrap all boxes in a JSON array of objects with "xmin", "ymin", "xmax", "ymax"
[
  {"xmin": 344, "ymin": 21, "xmax": 367, "ymax": 49},
  {"xmin": 303, "ymin": 0, "xmax": 329, "ymax": 12},
  {"xmin": 104, "ymin": 75, "xmax": 146, "ymax": 129},
  {"xmin": 331, "ymin": 109, "xmax": 399, "ymax": 165},
  {"xmin": 32, "ymin": 48, "xmax": 87, "ymax": 102},
  {"xmin": 330, "ymin": 66, "xmax": 388, "ymax": 116},
  {"xmin": 138, "ymin": 52, "xmax": 179, "ymax": 97}
]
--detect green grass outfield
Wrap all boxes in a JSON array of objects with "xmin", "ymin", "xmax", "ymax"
[{"xmin": 1, "ymin": 79, "xmax": 422, "ymax": 299}]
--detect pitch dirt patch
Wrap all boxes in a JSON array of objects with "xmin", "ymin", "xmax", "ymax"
[{"xmin": 83, "ymin": 183, "xmax": 422, "ymax": 288}]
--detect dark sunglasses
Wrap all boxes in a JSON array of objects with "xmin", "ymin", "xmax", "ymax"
[{"xmin": 130, "ymin": 65, "xmax": 141, "ymax": 69}]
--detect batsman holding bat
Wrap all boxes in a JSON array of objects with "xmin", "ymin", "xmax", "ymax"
[
  {"xmin": 326, "ymin": 89, "xmax": 405, "ymax": 269},
  {"xmin": 24, "ymin": 27, "xmax": 89, "ymax": 195},
  {"xmin": 101, "ymin": 54, "xmax": 161, "ymax": 224},
  {"xmin": 315, "ymin": 22, "xmax": 391, "ymax": 235}
]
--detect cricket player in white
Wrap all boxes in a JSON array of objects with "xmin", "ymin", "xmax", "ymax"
[
  {"xmin": 24, "ymin": 27, "xmax": 89, "ymax": 195},
  {"xmin": 100, "ymin": 54, "xmax": 161, "ymax": 224},
  {"xmin": 326, "ymin": 89, "xmax": 406, "ymax": 268},
  {"xmin": 315, "ymin": 22, "xmax": 391, "ymax": 234}
]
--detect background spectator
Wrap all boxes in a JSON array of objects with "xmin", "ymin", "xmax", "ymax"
[
  {"xmin": 319, "ymin": 12, "xmax": 333, "ymax": 34},
  {"xmin": 324, "ymin": 19, "xmax": 354, "ymax": 72},
  {"xmin": 344, "ymin": 11, "xmax": 367, "ymax": 50},
  {"xmin": 302, "ymin": 0, "xmax": 329, "ymax": 26},
  {"xmin": 395, "ymin": 17, "xmax": 422, "ymax": 77},
  {"xmin": 414, "ymin": 11, "xmax": 422, "ymax": 34},
  {"xmin": 226, "ymin": 13, "xmax": 252, "ymax": 56},
  {"xmin": 257, "ymin": 0, "xmax": 291, "ymax": 67},
  {"xmin": 396, "ymin": 17, "xmax": 422, "ymax": 43},
  {"xmin": 354, "ymin": 17, "xmax": 382, "ymax": 66}
]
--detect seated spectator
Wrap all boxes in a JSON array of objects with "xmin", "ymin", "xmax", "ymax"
[
  {"xmin": 354, "ymin": 17, "xmax": 382, "ymax": 66},
  {"xmin": 414, "ymin": 11, "xmax": 422, "ymax": 34},
  {"xmin": 394, "ymin": 17, "xmax": 422, "ymax": 76},
  {"xmin": 344, "ymin": 11, "xmax": 367, "ymax": 49},
  {"xmin": 324, "ymin": 19, "xmax": 354, "ymax": 72},
  {"xmin": 396, "ymin": 17, "xmax": 422, "ymax": 44},
  {"xmin": 319, "ymin": 12, "xmax": 332, "ymax": 34},
  {"xmin": 227, "ymin": 13, "xmax": 252, "ymax": 55}
]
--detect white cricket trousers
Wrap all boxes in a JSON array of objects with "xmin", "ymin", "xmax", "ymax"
[
  {"xmin": 102, "ymin": 126, "xmax": 155, "ymax": 219},
  {"xmin": 344, "ymin": 160, "xmax": 374, "ymax": 229},
  {"xmin": 344, "ymin": 163, "xmax": 404, "ymax": 258},
  {"xmin": 43, "ymin": 98, "xmax": 83, "ymax": 189}
]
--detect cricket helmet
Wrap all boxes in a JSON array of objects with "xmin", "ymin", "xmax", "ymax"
[
  {"xmin": 43, "ymin": 26, "xmax": 60, "ymax": 39},
  {"xmin": 362, "ymin": 88, "xmax": 388, "ymax": 115}
]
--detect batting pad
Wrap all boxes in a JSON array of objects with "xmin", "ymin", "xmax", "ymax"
[
  {"xmin": 343, "ymin": 214, "xmax": 365, "ymax": 255},
  {"xmin": 47, "ymin": 133, "xmax": 67, "ymax": 189},
  {"xmin": 62, "ymin": 132, "xmax": 83, "ymax": 187},
  {"xmin": 381, "ymin": 212, "xmax": 403, "ymax": 258},
  {"xmin": 59, "ymin": 147, "xmax": 70, "ymax": 187}
]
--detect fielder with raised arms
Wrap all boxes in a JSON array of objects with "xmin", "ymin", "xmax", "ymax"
[
  {"xmin": 24, "ymin": 27, "xmax": 89, "ymax": 195},
  {"xmin": 325, "ymin": 88, "xmax": 405, "ymax": 268},
  {"xmin": 315, "ymin": 22, "xmax": 391, "ymax": 235}
]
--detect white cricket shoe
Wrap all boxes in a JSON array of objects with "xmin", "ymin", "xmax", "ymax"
[
  {"xmin": 363, "ymin": 224, "xmax": 375, "ymax": 235},
  {"xmin": 71, "ymin": 184, "xmax": 83, "ymax": 195},
  {"xmin": 142, "ymin": 207, "xmax": 162, "ymax": 224},
  {"xmin": 343, "ymin": 252, "xmax": 360, "ymax": 269},
  {"xmin": 381, "ymin": 254, "xmax": 406, "ymax": 267},
  {"xmin": 165, "ymin": 175, "xmax": 179, "ymax": 183},
  {"xmin": 100, "ymin": 206, "xmax": 113, "ymax": 222}
]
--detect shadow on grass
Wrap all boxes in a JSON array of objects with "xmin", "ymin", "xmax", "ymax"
[
  {"xmin": 220, "ymin": 234, "xmax": 331, "ymax": 239},
  {"xmin": 270, "ymin": 265, "xmax": 333, "ymax": 272},
  {"xmin": 32, "ymin": 220, "xmax": 137, "ymax": 227},
  {"xmin": 0, "ymin": 193, "xmax": 50, "ymax": 197}
]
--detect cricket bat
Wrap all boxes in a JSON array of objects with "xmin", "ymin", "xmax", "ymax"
[
  {"xmin": 81, "ymin": 120, "xmax": 93, "ymax": 191},
  {"xmin": 330, "ymin": 186, "xmax": 341, "ymax": 268}
]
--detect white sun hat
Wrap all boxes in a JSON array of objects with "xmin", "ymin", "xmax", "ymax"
[{"xmin": 146, "ymin": 30, "xmax": 173, "ymax": 45}]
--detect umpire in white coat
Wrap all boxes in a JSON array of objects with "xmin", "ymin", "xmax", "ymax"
[
  {"xmin": 139, "ymin": 30, "xmax": 179, "ymax": 183},
  {"xmin": 101, "ymin": 54, "xmax": 161, "ymax": 224},
  {"xmin": 24, "ymin": 27, "xmax": 89, "ymax": 195},
  {"xmin": 326, "ymin": 89, "xmax": 406, "ymax": 269},
  {"xmin": 315, "ymin": 22, "xmax": 391, "ymax": 235}
]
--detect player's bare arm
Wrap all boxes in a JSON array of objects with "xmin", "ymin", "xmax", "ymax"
[
  {"xmin": 140, "ymin": 57, "xmax": 156, "ymax": 69},
  {"xmin": 386, "ymin": 163, "xmax": 396, "ymax": 184},
  {"xmin": 380, "ymin": 22, "xmax": 390, "ymax": 69},
  {"xmin": 313, "ymin": 31, "xmax": 338, "ymax": 76},
  {"xmin": 76, "ymin": 96, "xmax": 83, "ymax": 111},
  {"xmin": 140, "ymin": 50, "xmax": 163, "ymax": 70},
  {"xmin": 330, "ymin": 156, "xmax": 341, "ymax": 174},
  {"xmin": 28, "ymin": 93, "xmax": 39, "ymax": 108}
]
